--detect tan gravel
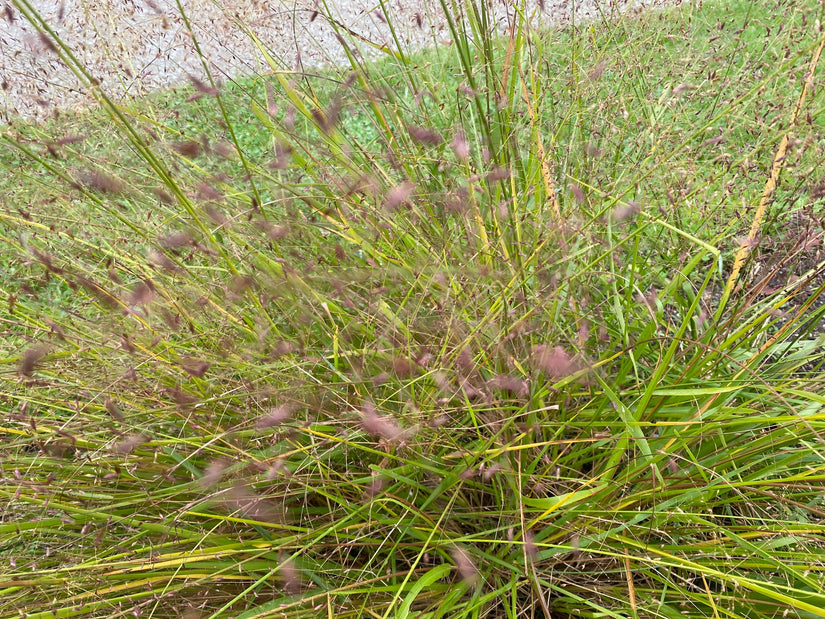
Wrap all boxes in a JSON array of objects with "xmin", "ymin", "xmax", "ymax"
[{"xmin": 0, "ymin": 0, "xmax": 678, "ymax": 123}]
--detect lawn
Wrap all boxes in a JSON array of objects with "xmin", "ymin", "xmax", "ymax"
[{"xmin": 2, "ymin": 0, "xmax": 825, "ymax": 617}]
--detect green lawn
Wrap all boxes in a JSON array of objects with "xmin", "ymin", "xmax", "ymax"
[{"xmin": 2, "ymin": 0, "xmax": 825, "ymax": 617}]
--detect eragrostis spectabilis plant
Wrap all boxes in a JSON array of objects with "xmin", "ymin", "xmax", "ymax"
[{"xmin": 3, "ymin": 0, "xmax": 825, "ymax": 617}]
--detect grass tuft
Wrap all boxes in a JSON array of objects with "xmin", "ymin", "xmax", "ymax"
[{"xmin": 3, "ymin": 0, "xmax": 825, "ymax": 617}]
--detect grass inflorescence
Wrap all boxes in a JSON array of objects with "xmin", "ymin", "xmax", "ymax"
[{"xmin": 3, "ymin": 0, "xmax": 825, "ymax": 617}]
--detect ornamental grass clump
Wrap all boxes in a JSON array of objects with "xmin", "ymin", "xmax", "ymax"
[{"xmin": 3, "ymin": 0, "xmax": 825, "ymax": 617}]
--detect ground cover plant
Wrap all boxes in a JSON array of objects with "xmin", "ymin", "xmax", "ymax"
[{"xmin": 3, "ymin": 0, "xmax": 825, "ymax": 616}]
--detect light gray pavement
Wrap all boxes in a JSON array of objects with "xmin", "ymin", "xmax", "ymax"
[{"xmin": 0, "ymin": 0, "xmax": 679, "ymax": 123}]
